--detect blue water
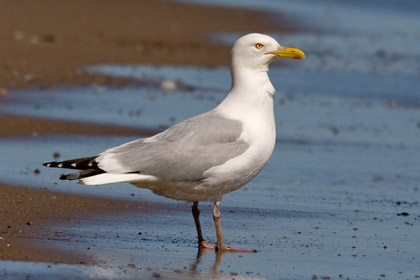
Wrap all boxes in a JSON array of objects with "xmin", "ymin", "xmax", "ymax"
[
  {"xmin": 195, "ymin": 0, "xmax": 420, "ymax": 76},
  {"xmin": 1, "ymin": 1, "xmax": 420, "ymax": 279},
  {"xmin": 1, "ymin": 62, "xmax": 419, "ymax": 278},
  {"xmin": 3, "ymin": 66, "xmax": 420, "ymax": 144},
  {"xmin": 183, "ymin": 0, "xmax": 420, "ymax": 39}
]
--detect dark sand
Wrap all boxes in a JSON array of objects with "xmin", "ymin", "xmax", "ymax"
[
  {"xmin": 0, "ymin": 113, "xmax": 160, "ymax": 138},
  {"xmin": 2, "ymin": 2, "xmax": 420, "ymax": 279},
  {"xmin": 0, "ymin": 183, "xmax": 172, "ymax": 265},
  {"xmin": 0, "ymin": 0, "xmax": 291, "ymax": 90},
  {"xmin": 0, "ymin": 0, "xmax": 292, "ymax": 268}
]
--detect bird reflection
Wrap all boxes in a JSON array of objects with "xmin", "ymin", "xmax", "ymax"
[{"xmin": 189, "ymin": 248, "xmax": 226, "ymax": 277}]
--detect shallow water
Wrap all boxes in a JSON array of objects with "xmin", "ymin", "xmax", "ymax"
[
  {"xmin": 1, "ymin": 0, "xmax": 420, "ymax": 278},
  {"xmin": 37, "ymin": 207, "xmax": 420, "ymax": 279},
  {"xmin": 1, "ymin": 62, "xmax": 420, "ymax": 280},
  {"xmin": 186, "ymin": 0, "xmax": 420, "ymax": 77},
  {"xmin": 2, "ymin": 192, "xmax": 420, "ymax": 279},
  {"xmin": 1, "ymin": 80, "xmax": 419, "ymax": 279},
  {"xmin": 3, "ymin": 66, "xmax": 420, "ymax": 146}
]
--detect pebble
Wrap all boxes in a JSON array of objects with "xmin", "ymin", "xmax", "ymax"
[
  {"xmin": 397, "ymin": 212, "xmax": 409, "ymax": 216},
  {"xmin": 127, "ymin": 263, "xmax": 136, "ymax": 269},
  {"xmin": 161, "ymin": 80, "xmax": 177, "ymax": 90},
  {"xmin": 24, "ymin": 73, "xmax": 34, "ymax": 82},
  {"xmin": 30, "ymin": 35, "xmax": 40, "ymax": 44},
  {"xmin": 41, "ymin": 34, "xmax": 56, "ymax": 43},
  {"xmin": 14, "ymin": 30, "xmax": 25, "ymax": 40}
]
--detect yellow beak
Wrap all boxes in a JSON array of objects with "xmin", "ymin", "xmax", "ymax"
[{"xmin": 266, "ymin": 47, "xmax": 305, "ymax": 60}]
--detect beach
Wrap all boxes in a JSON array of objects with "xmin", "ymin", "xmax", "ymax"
[
  {"xmin": 1, "ymin": 0, "xmax": 419, "ymax": 279},
  {"xmin": 0, "ymin": 0, "xmax": 291, "ymax": 273}
]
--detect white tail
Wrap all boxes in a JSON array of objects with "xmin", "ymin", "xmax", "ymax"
[{"xmin": 80, "ymin": 173, "xmax": 157, "ymax": 185}]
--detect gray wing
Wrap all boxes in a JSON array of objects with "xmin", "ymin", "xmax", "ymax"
[{"xmin": 97, "ymin": 110, "xmax": 249, "ymax": 181}]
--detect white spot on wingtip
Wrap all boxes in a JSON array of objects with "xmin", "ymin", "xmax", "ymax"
[
  {"xmin": 46, "ymin": 163, "xmax": 51, "ymax": 167},
  {"xmin": 71, "ymin": 163, "xmax": 76, "ymax": 167},
  {"xmin": 58, "ymin": 163, "xmax": 63, "ymax": 168},
  {"xmin": 88, "ymin": 162, "xmax": 93, "ymax": 167}
]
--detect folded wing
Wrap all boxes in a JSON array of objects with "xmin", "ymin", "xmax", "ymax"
[
  {"xmin": 97, "ymin": 111, "xmax": 249, "ymax": 182},
  {"xmin": 45, "ymin": 111, "xmax": 250, "ymax": 184}
]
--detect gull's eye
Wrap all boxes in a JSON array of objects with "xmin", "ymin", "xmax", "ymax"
[{"xmin": 255, "ymin": 43, "xmax": 264, "ymax": 49}]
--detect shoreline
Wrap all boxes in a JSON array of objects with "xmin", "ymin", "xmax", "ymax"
[
  {"xmin": 0, "ymin": 0, "xmax": 293, "ymax": 267},
  {"xmin": 0, "ymin": 183, "xmax": 177, "ymax": 265},
  {"xmin": 0, "ymin": 0, "xmax": 293, "ymax": 91},
  {"xmin": 0, "ymin": 113, "xmax": 160, "ymax": 138}
]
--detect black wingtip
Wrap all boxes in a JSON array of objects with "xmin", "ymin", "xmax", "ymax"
[
  {"xmin": 43, "ymin": 161, "xmax": 57, "ymax": 168},
  {"xmin": 42, "ymin": 156, "xmax": 100, "ymax": 171},
  {"xmin": 43, "ymin": 156, "xmax": 104, "ymax": 181},
  {"xmin": 59, "ymin": 174, "xmax": 68, "ymax": 180}
]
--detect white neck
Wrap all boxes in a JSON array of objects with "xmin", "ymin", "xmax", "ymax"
[
  {"xmin": 216, "ymin": 66, "xmax": 275, "ymax": 119},
  {"xmin": 231, "ymin": 65, "xmax": 274, "ymax": 94}
]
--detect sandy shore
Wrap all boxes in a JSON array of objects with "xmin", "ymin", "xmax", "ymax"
[
  {"xmin": 1, "ymin": 1, "xmax": 419, "ymax": 278},
  {"xmin": 0, "ymin": 183, "xmax": 171, "ymax": 265},
  {"xmin": 0, "ymin": 0, "xmax": 291, "ymax": 90},
  {"xmin": 0, "ymin": 0, "xmax": 292, "ymax": 267},
  {"xmin": 0, "ymin": 113, "xmax": 160, "ymax": 138}
]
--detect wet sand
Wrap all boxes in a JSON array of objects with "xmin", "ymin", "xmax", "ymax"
[
  {"xmin": 0, "ymin": 113, "xmax": 160, "ymax": 137},
  {"xmin": 0, "ymin": 0, "xmax": 291, "ymax": 90},
  {"xmin": 0, "ymin": 183, "xmax": 148, "ymax": 265},
  {"xmin": 0, "ymin": 0, "xmax": 293, "ymax": 272},
  {"xmin": 1, "ymin": 1, "xmax": 420, "ymax": 279}
]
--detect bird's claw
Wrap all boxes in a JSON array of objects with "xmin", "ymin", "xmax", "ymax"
[
  {"xmin": 199, "ymin": 240, "xmax": 216, "ymax": 249},
  {"xmin": 216, "ymin": 246, "xmax": 257, "ymax": 253}
]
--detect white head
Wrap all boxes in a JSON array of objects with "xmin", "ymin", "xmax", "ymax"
[{"xmin": 231, "ymin": 33, "xmax": 305, "ymax": 72}]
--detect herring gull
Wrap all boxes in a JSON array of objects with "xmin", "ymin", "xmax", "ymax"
[{"xmin": 43, "ymin": 33, "xmax": 305, "ymax": 252}]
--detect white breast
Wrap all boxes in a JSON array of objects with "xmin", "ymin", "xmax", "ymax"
[{"xmin": 201, "ymin": 81, "xmax": 276, "ymax": 193}]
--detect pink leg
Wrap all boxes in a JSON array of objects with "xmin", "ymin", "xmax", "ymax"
[
  {"xmin": 192, "ymin": 202, "xmax": 215, "ymax": 249},
  {"xmin": 212, "ymin": 200, "xmax": 257, "ymax": 253}
]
